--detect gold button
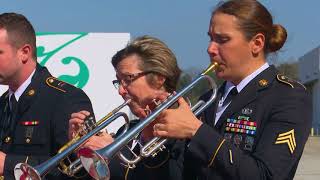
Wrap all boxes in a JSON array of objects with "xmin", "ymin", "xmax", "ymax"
[
  {"xmin": 28, "ymin": 89, "xmax": 35, "ymax": 96},
  {"xmin": 49, "ymin": 78, "xmax": 54, "ymax": 83},
  {"xmin": 26, "ymin": 138, "xmax": 31, "ymax": 144},
  {"xmin": 4, "ymin": 136, "xmax": 11, "ymax": 143}
]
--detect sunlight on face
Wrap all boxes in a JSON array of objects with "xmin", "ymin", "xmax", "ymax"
[
  {"xmin": 207, "ymin": 13, "xmax": 261, "ymax": 84},
  {"xmin": 115, "ymin": 55, "xmax": 160, "ymax": 109}
]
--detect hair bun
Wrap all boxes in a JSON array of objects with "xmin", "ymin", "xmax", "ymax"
[{"xmin": 268, "ymin": 24, "xmax": 287, "ymax": 52}]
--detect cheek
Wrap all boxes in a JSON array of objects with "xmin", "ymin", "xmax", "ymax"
[
  {"xmin": 220, "ymin": 43, "xmax": 247, "ymax": 66},
  {"xmin": 0, "ymin": 59, "xmax": 12, "ymax": 73},
  {"xmin": 127, "ymin": 85, "xmax": 144, "ymax": 101},
  {"xmin": 219, "ymin": 43, "xmax": 236, "ymax": 59}
]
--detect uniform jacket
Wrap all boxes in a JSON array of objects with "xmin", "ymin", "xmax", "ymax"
[
  {"xmin": 183, "ymin": 65, "xmax": 312, "ymax": 180},
  {"xmin": 0, "ymin": 64, "xmax": 94, "ymax": 179},
  {"xmin": 108, "ymin": 120, "xmax": 184, "ymax": 180}
]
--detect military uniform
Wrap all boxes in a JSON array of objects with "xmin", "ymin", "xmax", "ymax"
[
  {"xmin": 0, "ymin": 64, "xmax": 94, "ymax": 179},
  {"xmin": 108, "ymin": 120, "xmax": 184, "ymax": 180},
  {"xmin": 183, "ymin": 65, "xmax": 311, "ymax": 180}
]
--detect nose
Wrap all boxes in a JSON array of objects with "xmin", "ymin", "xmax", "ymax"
[
  {"xmin": 207, "ymin": 41, "xmax": 218, "ymax": 57},
  {"xmin": 118, "ymin": 84, "xmax": 128, "ymax": 97}
]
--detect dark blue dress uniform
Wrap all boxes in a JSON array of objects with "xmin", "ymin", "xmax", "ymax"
[
  {"xmin": 0, "ymin": 64, "xmax": 94, "ymax": 179},
  {"xmin": 183, "ymin": 65, "xmax": 312, "ymax": 180}
]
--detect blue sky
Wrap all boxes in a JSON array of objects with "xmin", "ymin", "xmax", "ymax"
[{"xmin": 1, "ymin": 0, "xmax": 320, "ymax": 70}]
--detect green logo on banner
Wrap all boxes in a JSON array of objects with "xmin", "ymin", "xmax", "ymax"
[{"xmin": 36, "ymin": 33, "xmax": 89, "ymax": 89}]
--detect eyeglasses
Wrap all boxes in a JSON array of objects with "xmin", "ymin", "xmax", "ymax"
[{"xmin": 112, "ymin": 71, "xmax": 152, "ymax": 90}]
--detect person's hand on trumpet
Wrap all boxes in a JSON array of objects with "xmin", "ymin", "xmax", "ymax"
[
  {"xmin": 134, "ymin": 91, "xmax": 172, "ymax": 142},
  {"xmin": 69, "ymin": 110, "xmax": 114, "ymax": 150},
  {"xmin": 69, "ymin": 110, "xmax": 90, "ymax": 140},
  {"xmin": 153, "ymin": 97, "xmax": 203, "ymax": 139}
]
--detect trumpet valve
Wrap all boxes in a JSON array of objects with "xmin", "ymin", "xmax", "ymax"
[{"xmin": 151, "ymin": 144, "xmax": 166, "ymax": 158}]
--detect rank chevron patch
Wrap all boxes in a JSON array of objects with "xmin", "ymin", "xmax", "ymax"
[{"xmin": 275, "ymin": 129, "xmax": 296, "ymax": 154}]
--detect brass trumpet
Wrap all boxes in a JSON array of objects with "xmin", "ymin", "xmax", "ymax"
[
  {"xmin": 78, "ymin": 62, "xmax": 219, "ymax": 180},
  {"xmin": 13, "ymin": 99, "xmax": 131, "ymax": 180}
]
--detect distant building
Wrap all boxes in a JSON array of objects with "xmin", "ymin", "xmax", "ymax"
[{"xmin": 298, "ymin": 46, "xmax": 320, "ymax": 135}]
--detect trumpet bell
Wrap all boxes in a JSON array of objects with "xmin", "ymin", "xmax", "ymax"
[
  {"xmin": 14, "ymin": 163, "xmax": 41, "ymax": 180},
  {"xmin": 78, "ymin": 148, "xmax": 110, "ymax": 180}
]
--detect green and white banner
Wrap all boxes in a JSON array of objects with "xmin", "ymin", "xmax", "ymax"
[{"xmin": 0, "ymin": 33, "xmax": 130, "ymax": 133}]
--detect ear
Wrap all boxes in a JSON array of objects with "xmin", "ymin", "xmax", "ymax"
[
  {"xmin": 250, "ymin": 33, "xmax": 265, "ymax": 56},
  {"xmin": 18, "ymin": 44, "xmax": 32, "ymax": 64},
  {"xmin": 153, "ymin": 74, "xmax": 166, "ymax": 89}
]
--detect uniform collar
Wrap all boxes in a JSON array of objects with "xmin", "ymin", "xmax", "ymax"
[
  {"xmin": 215, "ymin": 65, "xmax": 277, "ymax": 128},
  {"xmin": 15, "ymin": 64, "xmax": 51, "ymax": 115},
  {"xmin": 9, "ymin": 69, "xmax": 36, "ymax": 101},
  {"xmin": 225, "ymin": 62, "xmax": 269, "ymax": 95}
]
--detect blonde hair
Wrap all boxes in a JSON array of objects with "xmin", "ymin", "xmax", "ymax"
[{"xmin": 111, "ymin": 35, "xmax": 181, "ymax": 92}]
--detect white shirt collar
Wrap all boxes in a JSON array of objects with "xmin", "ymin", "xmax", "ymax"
[
  {"xmin": 9, "ymin": 69, "xmax": 36, "ymax": 101},
  {"xmin": 214, "ymin": 63, "xmax": 270, "ymax": 125},
  {"xmin": 224, "ymin": 63, "xmax": 269, "ymax": 94}
]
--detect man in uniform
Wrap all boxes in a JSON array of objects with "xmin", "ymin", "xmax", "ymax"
[{"xmin": 0, "ymin": 13, "xmax": 94, "ymax": 179}]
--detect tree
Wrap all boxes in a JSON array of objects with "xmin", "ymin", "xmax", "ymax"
[
  {"xmin": 177, "ymin": 67, "xmax": 223, "ymax": 104},
  {"xmin": 276, "ymin": 62, "xmax": 298, "ymax": 80}
]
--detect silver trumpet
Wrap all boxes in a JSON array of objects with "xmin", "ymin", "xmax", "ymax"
[
  {"xmin": 13, "ymin": 99, "xmax": 131, "ymax": 180},
  {"xmin": 78, "ymin": 62, "xmax": 219, "ymax": 180}
]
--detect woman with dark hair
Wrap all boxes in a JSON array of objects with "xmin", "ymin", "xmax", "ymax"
[{"xmin": 153, "ymin": 1, "xmax": 311, "ymax": 179}]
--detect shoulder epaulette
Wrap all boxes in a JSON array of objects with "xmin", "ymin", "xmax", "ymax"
[
  {"xmin": 276, "ymin": 74, "xmax": 306, "ymax": 90},
  {"xmin": 46, "ymin": 77, "xmax": 74, "ymax": 93}
]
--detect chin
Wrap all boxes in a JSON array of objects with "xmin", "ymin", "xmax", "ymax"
[{"xmin": 215, "ymin": 71, "xmax": 224, "ymax": 79}]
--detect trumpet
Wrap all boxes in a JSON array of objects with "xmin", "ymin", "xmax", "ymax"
[
  {"xmin": 14, "ymin": 99, "xmax": 131, "ymax": 180},
  {"xmin": 78, "ymin": 62, "xmax": 219, "ymax": 180}
]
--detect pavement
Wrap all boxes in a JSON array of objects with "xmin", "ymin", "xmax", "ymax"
[{"xmin": 294, "ymin": 136, "xmax": 320, "ymax": 180}]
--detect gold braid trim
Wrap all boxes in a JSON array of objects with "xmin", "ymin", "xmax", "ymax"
[
  {"xmin": 124, "ymin": 167, "xmax": 130, "ymax": 180},
  {"xmin": 277, "ymin": 74, "xmax": 294, "ymax": 88},
  {"xmin": 46, "ymin": 77, "xmax": 66, "ymax": 93},
  {"xmin": 296, "ymin": 81, "xmax": 307, "ymax": 90},
  {"xmin": 208, "ymin": 139, "xmax": 226, "ymax": 167}
]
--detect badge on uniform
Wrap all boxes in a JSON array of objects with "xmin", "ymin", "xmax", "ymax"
[
  {"xmin": 25, "ymin": 127, "xmax": 34, "ymax": 144},
  {"xmin": 20, "ymin": 121, "xmax": 39, "ymax": 126},
  {"xmin": 233, "ymin": 134, "xmax": 242, "ymax": 147},
  {"xmin": 224, "ymin": 133, "xmax": 233, "ymax": 142},
  {"xmin": 225, "ymin": 116, "xmax": 257, "ymax": 135},
  {"xmin": 244, "ymin": 136, "xmax": 254, "ymax": 151},
  {"xmin": 241, "ymin": 108, "xmax": 252, "ymax": 115},
  {"xmin": 258, "ymin": 79, "xmax": 268, "ymax": 87},
  {"xmin": 21, "ymin": 121, "xmax": 38, "ymax": 144},
  {"xmin": 27, "ymin": 89, "xmax": 35, "ymax": 96},
  {"xmin": 275, "ymin": 129, "xmax": 296, "ymax": 154}
]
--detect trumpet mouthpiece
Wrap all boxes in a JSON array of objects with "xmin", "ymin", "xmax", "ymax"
[
  {"xmin": 202, "ymin": 62, "xmax": 219, "ymax": 75},
  {"xmin": 125, "ymin": 99, "xmax": 132, "ymax": 104}
]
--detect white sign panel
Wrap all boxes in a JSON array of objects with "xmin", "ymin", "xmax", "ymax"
[{"xmin": 0, "ymin": 33, "xmax": 131, "ymax": 133}]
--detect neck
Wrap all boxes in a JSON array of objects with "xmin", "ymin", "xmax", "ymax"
[
  {"xmin": 232, "ymin": 57, "xmax": 266, "ymax": 85},
  {"xmin": 9, "ymin": 60, "xmax": 36, "ymax": 92}
]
